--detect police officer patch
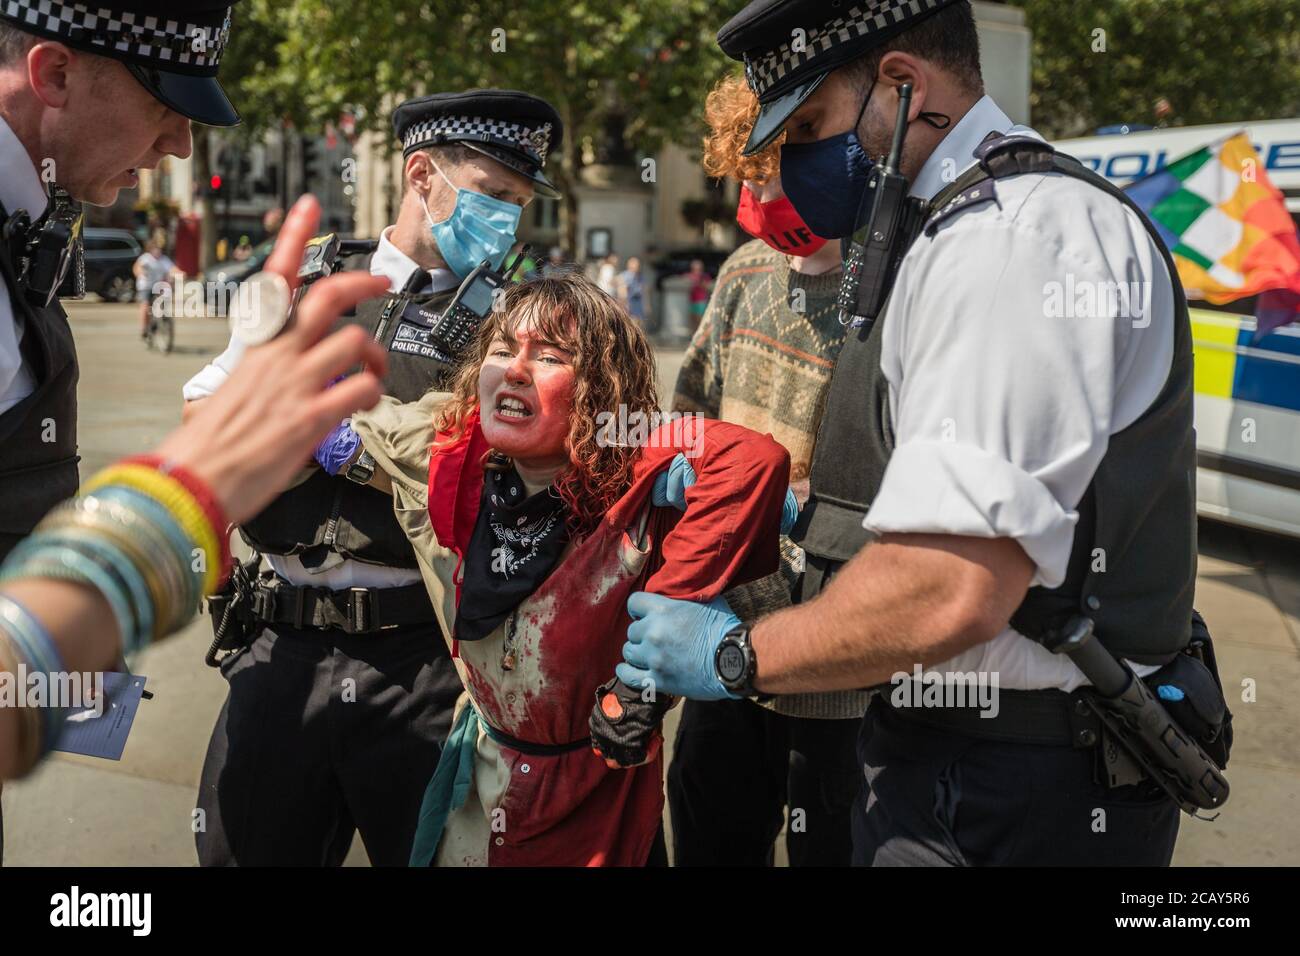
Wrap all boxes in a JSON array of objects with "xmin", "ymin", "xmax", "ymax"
[{"xmin": 388, "ymin": 298, "xmax": 453, "ymax": 364}]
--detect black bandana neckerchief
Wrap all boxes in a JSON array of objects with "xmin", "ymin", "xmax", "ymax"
[{"xmin": 456, "ymin": 465, "xmax": 571, "ymax": 643}]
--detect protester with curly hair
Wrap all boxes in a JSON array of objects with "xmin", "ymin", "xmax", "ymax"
[{"xmin": 347, "ymin": 273, "xmax": 792, "ymax": 866}]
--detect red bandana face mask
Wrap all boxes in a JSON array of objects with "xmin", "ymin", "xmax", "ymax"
[{"xmin": 736, "ymin": 185, "xmax": 829, "ymax": 256}]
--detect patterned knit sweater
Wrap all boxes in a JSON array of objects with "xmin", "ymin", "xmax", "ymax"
[{"xmin": 673, "ymin": 239, "xmax": 872, "ymax": 721}]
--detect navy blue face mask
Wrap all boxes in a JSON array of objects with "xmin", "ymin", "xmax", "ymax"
[
  {"xmin": 779, "ymin": 80, "xmax": 950, "ymax": 239},
  {"xmin": 779, "ymin": 131, "xmax": 877, "ymax": 240}
]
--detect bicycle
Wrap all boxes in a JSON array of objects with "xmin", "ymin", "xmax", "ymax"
[{"xmin": 144, "ymin": 288, "xmax": 175, "ymax": 355}]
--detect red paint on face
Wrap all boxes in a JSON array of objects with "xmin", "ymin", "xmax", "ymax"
[{"xmin": 477, "ymin": 315, "xmax": 575, "ymax": 470}]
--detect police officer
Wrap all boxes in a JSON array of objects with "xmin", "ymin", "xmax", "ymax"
[
  {"xmin": 618, "ymin": 0, "xmax": 1204, "ymax": 866},
  {"xmin": 0, "ymin": 0, "xmax": 244, "ymax": 865},
  {"xmin": 182, "ymin": 90, "xmax": 562, "ymax": 866}
]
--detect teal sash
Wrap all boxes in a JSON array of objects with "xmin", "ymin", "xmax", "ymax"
[{"xmin": 409, "ymin": 703, "xmax": 479, "ymax": 867}]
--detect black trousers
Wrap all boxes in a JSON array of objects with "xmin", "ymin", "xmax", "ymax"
[
  {"xmin": 668, "ymin": 697, "xmax": 861, "ymax": 866},
  {"xmin": 195, "ymin": 620, "xmax": 462, "ymax": 866},
  {"xmin": 853, "ymin": 699, "xmax": 1181, "ymax": 866}
]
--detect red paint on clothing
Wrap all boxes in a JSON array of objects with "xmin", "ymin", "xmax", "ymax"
[{"xmin": 427, "ymin": 412, "xmax": 789, "ymax": 865}]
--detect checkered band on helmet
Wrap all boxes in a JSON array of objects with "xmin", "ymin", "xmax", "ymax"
[
  {"xmin": 0, "ymin": 0, "xmax": 232, "ymax": 69},
  {"xmin": 743, "ymin": 0, "xmax": 948, "ymax": 99},
  {"xmin": 402, "ymin": 114, "xmax": 554, "ymax": 165}
]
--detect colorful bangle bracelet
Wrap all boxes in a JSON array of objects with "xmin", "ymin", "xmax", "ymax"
[
  {"xmin": 116, "ymin": 460, "xmax": 232, "ymax": 589},
  {"xmin": 120, "ymin": 455, "xmax": 232, "ymax": 583},
  {"xmin": 81, "ymin": 465, "xmax": 218, "ymax": 582},
  {"xmin": 84, "ymin": 502, "xmax": 183, "ymax": 639},
  {"xmin": 82, "ymin": 465, "xmax": 221, "ymax": 596},
  {"xmin": 1, "ymin": 541, "xmax": 139, "ymax": 658},
  {"xmin": 44, "ymin": 496, "xmax": 190, "ymax": 641},
  {"xmin": 21, "ymin": 525, "xmax": 157, "ymax": 651},
  {"xmin": 90, "ymin": 486, "xmax": 203, "ymax": 624},
  {"xmin": 105, "ymin": 465, "xmax": 223, "ymax": 596},
  {"xmin": 0, "ymin": 593, "xmax": 71, "ymax": 750},
  {"xmin": 0, "ymin": 593, "xmax": 67, "ymax": 674}
]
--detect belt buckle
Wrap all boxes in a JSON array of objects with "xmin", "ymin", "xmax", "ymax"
[
  {"xmin": 349, "ymin": 587, "xmax": 371, "ymax": 633},
  {"xmin": 293, "ymin": 587, "xmax": 307, "ymax": 630},
  {"xmin": 250, "ymin": 588, "xmax": 274, "ymax": 622}
]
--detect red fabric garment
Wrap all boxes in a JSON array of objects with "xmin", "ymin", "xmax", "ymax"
[{"xmin": 426, "ymin": 411, "xmax": 789, "ymax": 865}]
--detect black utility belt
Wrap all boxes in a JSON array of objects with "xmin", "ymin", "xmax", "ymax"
[
  {"xmin": 879, "ymin": 687, "xmax": 1101, "ymax": 749},
  {"xmin": 251, "ymin": 580, "xmax": 434, "ymax": 634}
]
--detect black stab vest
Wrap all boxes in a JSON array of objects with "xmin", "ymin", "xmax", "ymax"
[
  {"xmin": 239, "ymin": 256, "xmax": 456, "ymax": 569},
  {"xmin": 0, "ymin": 201, "xmax": 80, "ymax": 560},
  {"xmin": 791, "ymin": 136, "xmax": 1197, "ymax": 664}
]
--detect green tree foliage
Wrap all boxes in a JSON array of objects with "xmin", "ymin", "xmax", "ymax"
[
  {"xmin": 1006, "ymin": 0, "xmax": 1300, "ymax": 138},
  {"xmin": 215, "ymin": 0, "xmax": 294, "ymax": 141},
  {"xmin": 221, "ymin": 0, "xmax": 733, "ymax": 249}
]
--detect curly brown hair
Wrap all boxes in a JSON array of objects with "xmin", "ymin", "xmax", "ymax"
[
  {"xmin": 701, "ymin": 72, "xmax": 784, "ymax": 184},
  {"xmin": 434, "ymin": 274, "xmax": 660, "ymax": 536}
]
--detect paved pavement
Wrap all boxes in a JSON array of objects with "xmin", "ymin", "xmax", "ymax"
[{"xmin": 3, "ymin": 300, "xmax": 1297, "ymax": 866}]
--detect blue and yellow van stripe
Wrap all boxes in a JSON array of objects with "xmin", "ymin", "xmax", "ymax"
[{"xmin": 1190, "ymin": 308, "xmax": 1300, "ymax": 413}]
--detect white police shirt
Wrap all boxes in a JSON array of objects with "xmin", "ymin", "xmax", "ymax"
[
  {"xmin": 862, "ymin": 95, "xmax": 1175, "ymax": 691},
  {"xmin": 0, "ymin": 115, "xmax": 49, "ymax": 416},
  {"xmin": 182, "ymin": 227, "xmax": 459, "ymax": 589}
]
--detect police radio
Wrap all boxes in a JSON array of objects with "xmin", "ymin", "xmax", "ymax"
[
  {"xmin": 837, "ymin": 83, "xmax": 930, "ymax": 329},
  {"xmin": 427, "ymin": 245, "xmax": 529, "ymax": 357},
  {"xmin": 50, "ymin": 187, "xmax": 86, "ymax": 301},
  {"xmin": 2, "ymin": 186, "xmax": 86, "ymax": 307}
]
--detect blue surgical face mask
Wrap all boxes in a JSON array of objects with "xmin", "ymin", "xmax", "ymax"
[
  {"xmin": 422, "ymin": 159, "xmax": 523, "ymax": 278},
  {"xmin": 779, "ymin": 131, "xmax": 877, "ymax": 239}
]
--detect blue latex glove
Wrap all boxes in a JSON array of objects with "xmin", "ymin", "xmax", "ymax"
[
  {"xmin": 781, "ymin": 487, "xmax": 799, "ymax": 535},
  {"xmin": 651, "ymin": 453, "xmax": 697, "ymax": 510},
  {"xmin": 314, "ymin": 420, "xmax": 362, "ymax": 476},
  {"xmin": 653, "ymin": 454, "xmax": 799, "ymax": 538},
  {"xmin": 617, "ymin": 591, "xmax": 743, "ymax": 700}
]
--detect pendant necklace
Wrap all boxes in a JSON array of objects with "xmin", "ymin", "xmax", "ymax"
[{"xmin": 501, "ymin": 612, "xmax": 518, "ymax": 672}]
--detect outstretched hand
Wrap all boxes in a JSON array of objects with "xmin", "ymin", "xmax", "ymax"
[{"xmin": 155, "ymin": 195, "xmax": 391, "ymax": 523}]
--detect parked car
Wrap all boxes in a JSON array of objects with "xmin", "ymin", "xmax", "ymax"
[
  {"xmin": 201, "ymin": 239, "xmax": 275, "ymax": 317},
  {"xmin": 82, "ymin": 227, "xmax": 142, "ymax": 302}
]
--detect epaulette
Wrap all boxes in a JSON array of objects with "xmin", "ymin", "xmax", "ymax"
[
  {"xmin": 924, "ymin": 132, "xmax": 1058, "ymax": 237},
  {"xmin": 924, "ymin": 179, "xmax": 998, "ymax": 236}
]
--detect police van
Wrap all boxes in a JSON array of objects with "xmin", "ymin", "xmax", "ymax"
[{"xmin": 1054, "ymin": 120, "xmax": 1300, "ymax": 539}]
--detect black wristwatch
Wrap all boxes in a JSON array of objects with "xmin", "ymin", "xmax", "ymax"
[
  {"xmin": 715, "ymin": 625, "xmax": 766, "ymax": 699},
  {"xmin": 344, "ymin": 449, "xmax": 376, "ymax": 485}
]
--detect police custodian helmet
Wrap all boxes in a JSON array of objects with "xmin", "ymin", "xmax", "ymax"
[
  {"xmin": 717, "ymin": 0, "xmax": 963, "ymax": 154},
  {"xmin": 0, "ymin": 0, "xmax": 243, "ymax": 127},
  {"xmin": 392, "ymin": 89, "xmax": 564, "ymax": 200}
]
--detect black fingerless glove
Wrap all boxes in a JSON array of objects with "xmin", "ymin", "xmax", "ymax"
[{"xmin": 589, "ymin": 677, "xmax": 674, "ymax": 769}]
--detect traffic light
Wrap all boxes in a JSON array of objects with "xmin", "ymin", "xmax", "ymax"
[
  {"xmin": 301, "ymin": 136, "xmax": 324, "ymax": 189},
  {"xmin": 205, "ymin": 173, "xmax": 225, "ymax": 197}
]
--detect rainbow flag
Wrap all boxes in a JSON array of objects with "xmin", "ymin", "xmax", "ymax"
[{"xmin": 1125, "ymin": 132, "xmax": 1300, "ymax": 338}]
